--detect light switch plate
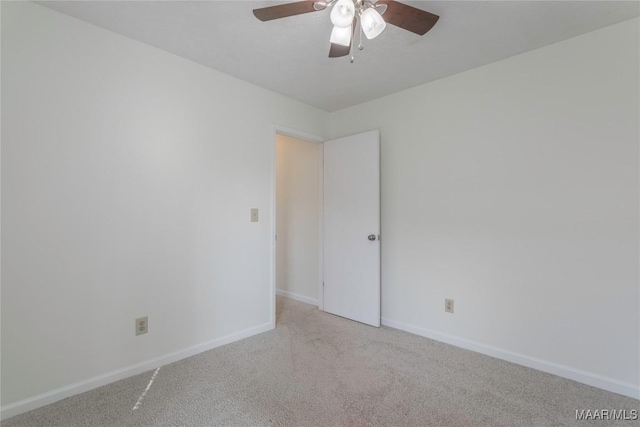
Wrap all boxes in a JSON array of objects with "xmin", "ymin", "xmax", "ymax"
[{"xmin": 251, "ymin": 208, "xmax": 259, "ymax": 222}]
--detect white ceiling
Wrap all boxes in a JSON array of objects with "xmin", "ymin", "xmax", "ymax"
[{"xmin": 38, "ymin": 1, "xmax": 639, "ymax": 112}]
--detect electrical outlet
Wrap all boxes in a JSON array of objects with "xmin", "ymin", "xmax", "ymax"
[
  {"xmin": 445, "ymin": 299, "xmax": 454, "ymax": 314},
  {"xmin": 136, "ymin": 316, "xmax": 148, "ymax": 335},
  {"xmin": 251, "ymin": 208, "xmax": 259, "ymax": 222}
]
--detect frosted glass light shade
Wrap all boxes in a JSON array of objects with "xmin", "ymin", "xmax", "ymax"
[
  {"xmin": 361, "ymin": 7, "xmax": 386, "ymax": 39},
  {"xmin": 330, "ymin": 0, "xmax": 355, "ymax": 28},
  {"xmin": 330, "ymin": 25, "xmax": 352, "ymax": 47}
]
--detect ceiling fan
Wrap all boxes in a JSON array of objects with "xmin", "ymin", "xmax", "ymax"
[{"xmin": 253, "ymin": 0, "xmax": 439, "ymax": 60}]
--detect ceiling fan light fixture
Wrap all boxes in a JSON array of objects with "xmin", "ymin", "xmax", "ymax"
[
  {"xmin": 252, "ymin": 0, "xmax": 440, "ymax": 59},
  {"xmin": 360, "ymin": 7, "xmax": 386, "ymax": 39},
  {"xmin": 330, "ymin": 0, "xmax": 356, "ymax": 28},
  {"xmin": 330, "ymin": 24, "xmax": 352, "ymax": 47}
]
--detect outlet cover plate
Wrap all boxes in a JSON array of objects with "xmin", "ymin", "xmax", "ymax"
[
  {"xmin": 445, "ymin": 299, "xmax": 454, "ymax": 314},
  {"xmin": 136, "ymin": 316, "xmax": 148, "ymax": 335}
]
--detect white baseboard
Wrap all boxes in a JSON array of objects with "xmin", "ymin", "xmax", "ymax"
[
  {"xmin": 381, "ymin": 317, "xmax": 639, "ymax": 400},
  {"xmin": 0, "ymin": 322, "xmax": 273, "ymax": 421},
  {"xmin": 276, "ymin": 289, "xmax": 319, "ymax": 306}
]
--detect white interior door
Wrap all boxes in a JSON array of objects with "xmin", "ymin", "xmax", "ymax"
[{"xmin": 323, "ymin": 129, "xmax": 380, "ymax": 327}]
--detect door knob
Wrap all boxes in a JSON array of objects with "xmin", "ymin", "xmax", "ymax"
[{"xmin": 368, "ymin": 234, "xmax": 377, "ymax": 241}]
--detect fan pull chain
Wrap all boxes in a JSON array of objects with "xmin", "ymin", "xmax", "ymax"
[
  {"xmin": 349, "ymin": 20, "xmax": 357, "ymax": 63},
  {"xmin": 350, "ymin": 18, "xmax": 363, "ymax": 63}
]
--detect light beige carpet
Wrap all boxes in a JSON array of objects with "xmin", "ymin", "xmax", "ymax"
[{"xmin": 4, "ymin": 297, "xmax": 638, "ymax": 426}]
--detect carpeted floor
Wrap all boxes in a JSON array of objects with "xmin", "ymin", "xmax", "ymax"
[{"xmin": 4, "ymin": 297, "xmax": 638, "ymax": 426}]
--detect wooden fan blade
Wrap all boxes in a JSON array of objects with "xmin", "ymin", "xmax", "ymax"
[
  {"xmin": 253, "ymin": 1, "xmax": 320, "ymax": 22},
  {"xmin": 376, "ymin": 1, "xmax": 439, "ymax": 35},
  {"xmin": 329, "ymin": 42, "xmax": 350, "ymax": 58}
]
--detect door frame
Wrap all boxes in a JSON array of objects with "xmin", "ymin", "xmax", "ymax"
[{"xmin": 270, "ymin": 125, "xmax": 325, "ymax": 329}]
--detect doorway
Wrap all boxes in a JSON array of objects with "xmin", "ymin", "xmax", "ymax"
[
  {"xmin": 269, "ymin": 127, "xmax": 381, "ymax": 329},
  {"xmin": 270, "ymin": 127, "xmax": 324, "ymax": 328}
]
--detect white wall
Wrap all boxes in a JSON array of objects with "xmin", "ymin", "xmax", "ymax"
[
  {"xmin": 330, "ymin": 18, "xmax": 639, "ymax": 397},
  {"xmin": 1, "ymin": 1, "xmax": 328, "ymax": 412},
  {"xmin": 276, "ymin": 135, "xmax": 320, "ymax": 304}
]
